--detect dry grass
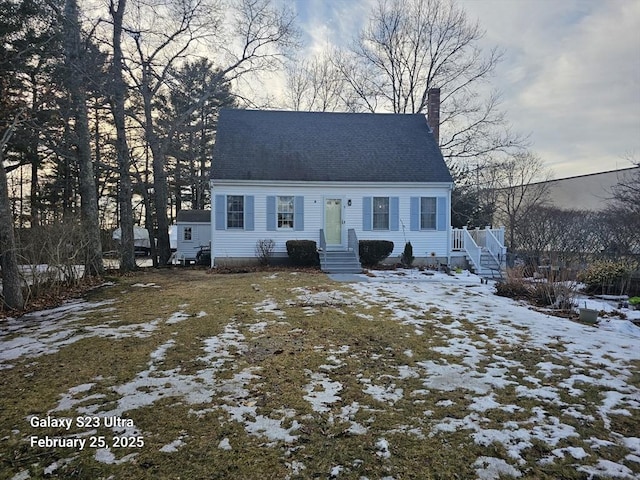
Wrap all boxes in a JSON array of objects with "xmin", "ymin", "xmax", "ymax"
[{"xmin": 0, "ymin": 268, "xmax": 638, "ymax": 479}]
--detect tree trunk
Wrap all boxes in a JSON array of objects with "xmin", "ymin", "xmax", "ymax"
[
  {"xmin": 141, "ymin": 65, "xmax": 171, "ymax": 265},
  {"xmin": 30, "ymin": 156, "xmax": 39, "ymax": 227},
  {"xmin": 62, "ymin": 0, "xmax": 103, "ymax": 276},
  {"xmin": 198, "ymin": 113, "xmax": 207, "ymax": 209},
  {"xmin": 28, "ymin": 78, "xmax": 40, "ymax": 228},
  {"xmin": 0, "ymin": 150, "xmax": 25, "ymax": 310},
  {"xmin": 150, "ymin": 140, "xmax": 171, "ymax": 265},
  {"xmin": 0, "ymin": 172, "xmax": 25, "ymax": 310},
  {"xmin": 110, "ymin": 0, "xmax": 136, "ymax": 272}
]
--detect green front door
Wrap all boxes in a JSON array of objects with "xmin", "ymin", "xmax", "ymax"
[{"xmin": 325, "ymin": 198, "xmax": 342, "ymax": 246}]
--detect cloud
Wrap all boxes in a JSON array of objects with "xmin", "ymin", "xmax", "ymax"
[
  {"xmin": 462, "ymin": 0, "xmax": 640, "ymax": 176},
  {"xmin": 520, "ymin": 2, "xmax": 639, "ymax": 111},
  {"xmin": 520, "ymin": 2, "xmax": 639, "ymax": 173},
  {"xmin": 261, "ymin": 0, "xmax": 639, "ymax": 177},
  {"xmin": 293, "ymin": 0, "xmax": 375, "ymax": 55}
]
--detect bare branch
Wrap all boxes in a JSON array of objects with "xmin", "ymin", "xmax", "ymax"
[{"xmin": 314, "ymin": 0, "xmax": 526, "ymax": 163}]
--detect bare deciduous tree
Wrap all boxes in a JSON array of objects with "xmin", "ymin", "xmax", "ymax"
[
  {"xmin": 489, "ymin": 151, "xmax": 552, "ymax": 251},
  {"xmin": 285, "ymin": 52, "xmax": 352, "ymax": 112},
  {"xmin": 609, "ymin": 161, "xmax": 640, "ymax": 214},
  {"xmin": 332, "ymin": 0, "xmax": 526, "ymax": 162},
  {"xmin": 516, "ymin": 206, "xmax": 599, "ymax": 265},
  {"xmin": 121, "ymin": 0, "xmax": 297, "ymax": 265}
]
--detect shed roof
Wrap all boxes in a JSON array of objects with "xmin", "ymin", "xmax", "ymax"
[
  {"xmin": 176, "ymin": 210, "xmax": 210, "ymax": 223},
  {"xmin": 211, "ymin": 109, "xmax": 452, "ymax": 183}
]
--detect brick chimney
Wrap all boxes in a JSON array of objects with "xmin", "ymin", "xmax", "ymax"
[{"xmin": 427, "ymin": 87, "xmax": 440, "ymax": 145}]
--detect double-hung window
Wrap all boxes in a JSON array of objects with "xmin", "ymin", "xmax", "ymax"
[
  {"xmin": 227, "ymin": 195, "xmax": 244, "ymax": 229},
  {"xmin": 373, "ymin": 197, "xmax": 390, "ymax": 230},
  {"xmin": 267, "ymin": 196, "xmax": 302, "ymax": 231},
  {"xmin": 215, "ymin": 194, "xmax": 253, "ymax": 231},
  {"xmin": 363, "ymin": 196, "xmax": 398, "ymax": 231},
  {"xmin": 183, "ymin": 227, "xmax": 192, "ymax": 241},
  {"xmin": 277, "ymin": 196, "xmax": 294, "ymax": 229},
  {"xmin": 420, "ymin": 197, "xmax": 437, "ymax": 230}
]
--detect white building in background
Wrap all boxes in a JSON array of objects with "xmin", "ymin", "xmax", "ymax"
[
  {"xmin": 541, "ymin": 166, "xmax": 639, "ymax": 211},
  {"xmin": 174, "ymin": 210, "xmax": 211, "ymax": 263}
]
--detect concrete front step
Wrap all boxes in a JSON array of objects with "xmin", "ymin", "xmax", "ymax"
[
  {"xmin": 322, "ymin": 251, "xmax": 357, "ymax": 257},
  {"xmin": 321, "ymin": 261, "xmax": 362, "ymax": 273},
  {"xmin": 323, "ymin": 267, "xmax": 363, "ymax": 274},
  {"xmin": 320, "ymin": 250, "xmax": 362, "ymax": 274}
]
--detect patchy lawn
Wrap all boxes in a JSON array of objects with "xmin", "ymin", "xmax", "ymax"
[{"xmin": 1, "ymin": 268, "xmax": 639, "ymax": 479}]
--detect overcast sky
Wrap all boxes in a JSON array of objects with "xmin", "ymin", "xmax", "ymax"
[{"xmin": 286, "ymin": 0, "xmax": 640, "ymax": 179}]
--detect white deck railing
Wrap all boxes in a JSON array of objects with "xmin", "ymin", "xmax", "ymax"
[
  {"xmin": 452, "ymin": 226, "xmax": 506, "ymax": 270},
  {"xmin": 484, "ymin": 228, "xmax": 507, "ymax": 266},
  {"xmin": 462, "ymin": 228, "xmax": 482, "ymax": 272},
  {"xmin": 452, "ymin": 229, "xmax": 465, "ymax": 251}
]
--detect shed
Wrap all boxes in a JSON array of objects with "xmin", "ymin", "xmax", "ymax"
[{"xmin": 175, "ymin": 209, "xmax": 211, "ymax": 263}]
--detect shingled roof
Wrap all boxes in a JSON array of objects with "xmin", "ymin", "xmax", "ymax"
[
  {"xmin": 176, "ymin": 210, "xmax": 210, "ymax": 223},
  {"xmin": 211, "ymin": 109, "xmax": 452, "ymax": 183}
]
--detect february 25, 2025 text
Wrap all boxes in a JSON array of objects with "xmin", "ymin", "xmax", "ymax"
[{"xmin": 28, "ymin": 415, "xmax": 144, "ymax": 451}]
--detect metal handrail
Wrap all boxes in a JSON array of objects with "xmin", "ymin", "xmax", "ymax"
[
  {"xmin": 347, "ymin": 229, "xmax": 359, "ymax": 263},
  {"xmin": 319, "ymin": 229, "xmax": 327, "ymax": 264}
]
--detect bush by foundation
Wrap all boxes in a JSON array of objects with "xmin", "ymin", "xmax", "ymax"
[
  {"xmin": 286, "ymin": 240, "xmax": 319, "ymax": 267},
  {"xmin": 359, "ymin": 240, "xmax": 394, "ymax": 267}
]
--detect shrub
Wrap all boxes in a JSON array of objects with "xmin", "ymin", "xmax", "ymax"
[
  {"xmin": 495, "ymin": 277, "xmax": 531, "ymax": 300},
  {"xmin": 578, "ymin": 260, "xmax": 631, "ymax": 295},
  {"xmin": 286, "ymin": 240, "xmax": 319, "ymax": 267},
  {"xmin": 15, "ymin": 220, "xmax": 89, "ymax": 303},
  {"xmin": 531, "ymin": 281, "xmax": 578, "ymax": 310},
  {"xmin": 401, "ymin": 242, "xmax": 415, "ymax": 268},
  {"xmin": 497, "ymin": 267, "xmax": 579, "ymax": 311},
  {"xmin": 359, "ymin": 240, "xmax": 394, "ymax": 267},
  {"xmin": 255, "ymin": 239, "xmax": 275, "ymax": 266}
]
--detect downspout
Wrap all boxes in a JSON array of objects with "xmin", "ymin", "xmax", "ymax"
[
  {"xmin": 447, "ymin": 183, "xmax": 453, "ymax": 266},
  {"xmin": 210, "ymin": 180, "xmax": 215, "ymax": 268}
]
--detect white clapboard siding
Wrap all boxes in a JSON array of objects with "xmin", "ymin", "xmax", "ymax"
[
  {"xmin": 176, "ymin": 222, "xmax": 212, "ymax": 260},
  {"xmin": 210, "ymin": 182, "xmax": 452, "ymax": 262}
]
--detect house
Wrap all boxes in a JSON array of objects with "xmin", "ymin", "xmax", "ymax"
[
  {"xmin": 209, "ymin": 107, "xmax": 460, "ymax": 273},
  {"xmin": 174, "ymin": 209, "xmax": 211, "ymax": 264},
  {"xmin": 207, "ymin": 107, "xmax": 507, "ymax": 275}
]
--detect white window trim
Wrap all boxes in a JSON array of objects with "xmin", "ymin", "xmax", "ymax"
[
  {"xmin": 420, "ymin": 197, "xmax": 437, "ymax": 230},
  {"xmin": 373, "ymin": 196, "xmax": 390, "ymax": 231},
  {"xmin": 227, "ymin": 195, "xmax": 245, "ymax": 229},
  {"xmin": 277, "ymin": 195, "xmax": 294, "ymax": 230}
]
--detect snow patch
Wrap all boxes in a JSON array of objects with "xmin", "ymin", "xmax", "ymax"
[
  {"xmin": 473, "ymin": 456, "xmax": 521, "ymax": 479},
  {"xmin": 160, "ymin": 437, "xmax": 186, "ymax": 453},
  {"xmin": 217, "ymin": 438, "xmax": 232, "ymax": 450},
  {"xmin": 375, "ymin": 438, "xmax": 391, "ymax": 459},
  {"xmin": 303, "ymin": 371, "xmax": 343, "ymax": 413}
]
